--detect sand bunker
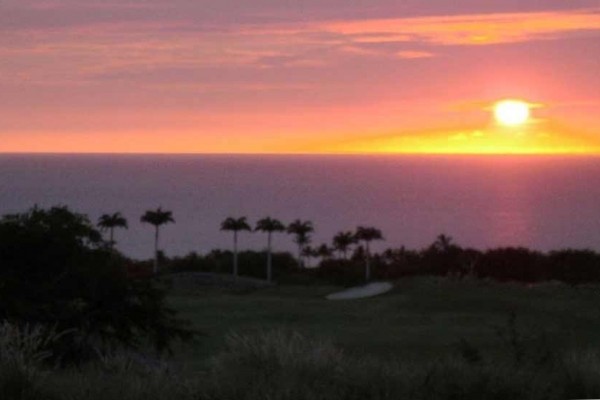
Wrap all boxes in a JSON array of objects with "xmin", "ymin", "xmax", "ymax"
[{"xmin": 326, "ymin": 282, "xmax": 394, "ymax": 300}]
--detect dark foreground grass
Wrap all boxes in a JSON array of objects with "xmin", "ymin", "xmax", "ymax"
[
  {"xmin": 170, "ymin": 276, "xmax": 600, "ymax": 368},
  {"xmin": 2, "ymin": 328, "xmax": 600, "ymax": 400},
  {"xmin": 2, "ymin": 277, "xmax": 600, "ymax": 399}
]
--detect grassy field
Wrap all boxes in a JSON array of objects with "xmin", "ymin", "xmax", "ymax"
[
  {"xmin": 168, "ymin": 276, "xmax": 600, "ymax": 371},
  {"xmin": 4, "ymin": 276, "xmax": 600, "ymax": 399}
]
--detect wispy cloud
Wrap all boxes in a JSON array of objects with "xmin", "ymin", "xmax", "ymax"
[
  {"xmin": 2, "ymin": 7, "xmax": 598, "ymax": 85},
  {"xmin": 319, "ymin": 9, "xmax": 600, "ymax": 46},
  {"xmin": 396, "ymin": 51, "xmax": 435, "ymax": 59}
]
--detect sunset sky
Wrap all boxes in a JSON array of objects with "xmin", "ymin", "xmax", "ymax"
[{"xmin": 1, "ymin": 0, "xmax": 599, "ymax": 154}]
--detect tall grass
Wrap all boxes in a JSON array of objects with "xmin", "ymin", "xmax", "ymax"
[
  {"xmin": 200, "ymin": 330, "xmax": 600, "ymax": 400},
  {"xmin": 1, "ymin": 324, "xmax": 600, "ymax": 399},
  {"xmin": 0, "ymin": 322, "xmax": 61, "ymax": 400},
  {"xmin": 49, "ymin": 353, "xmax": 197, "ymax": 400},
  {"xmin": 0, "ymin": 322, "xmax": 195, "ymax": 400}
]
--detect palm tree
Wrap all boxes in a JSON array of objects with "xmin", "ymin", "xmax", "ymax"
[
  {"xmin": 432, "ymin": 234, "xmax": 454, "ymax": 252},
  {"xmin": 97, "ymin": 212, "xmax": 128, "ymax": 250},
  {"xmin": 255, "ymin": 217, "xmax": 286, "ymax": 282},
  {"xmin": 355, "ymin": 226, "xmax": 384, "ymax": 282},
  {"xmin": 140, "ymin": 207, "xmax": 175, "ymax": 274},
  {"xmin": 301, "ymin": 245, "xmax": 318, "ymax": 268},
  {"xmin": 316, "ymin": 243, "xmax": 333, "ymax": 263},
  {"xmin": 286, "ymin": 219, "xmax": 314, "ymax": 268},
  {"xmin": 221, "ymin": 217, "xmax": 251, "ymax": 278},
  {"xmin": 332, "ymin": 231, "xmax": 356, "ymax": 260}
]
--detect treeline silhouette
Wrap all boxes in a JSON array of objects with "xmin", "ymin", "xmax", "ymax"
[
  {"xmin": 315, "ymin": 236, "xmax": 600, "ymax": 286},
  {"xmin": 141, "ymin": 240, "xmax": 600, "ymax": 287},
  {"xmin": 8, "ymin": 206, "xmax": 600, "ymax": 287},
  {"xmin": 94, "ymin": 208, "xmax": 600, "ymax": 286},
  {"xmin": 96, "ymin": 207, "xmax": 384, "ymax": 283}
]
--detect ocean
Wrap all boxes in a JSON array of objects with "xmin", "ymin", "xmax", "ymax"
[{"xmin": 1, "ymin": 154, "xmax": 599, "ymax": 259}]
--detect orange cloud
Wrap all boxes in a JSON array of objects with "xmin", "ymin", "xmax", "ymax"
[{"xmin": 321, "ymin": 9, "xmax": 600, "ymax": 46}]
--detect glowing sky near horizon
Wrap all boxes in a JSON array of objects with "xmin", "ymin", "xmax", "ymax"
[{"xmin": 1, "ymin": 1, "xmax": 600, "ymax": 154}]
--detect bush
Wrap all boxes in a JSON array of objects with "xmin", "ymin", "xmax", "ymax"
[
  {"xmin": 547, "ymin": 250, "xmax": 600, "ymax": 284},
  {"xmin": 315, "ymin": 259, "xmax": 367, "ymax": 286},
  {"xmin": 476, "ymin": 248, "xmax": 547, "ymax": 283},
  {"xmin": 0, "ymin": 206, "xmax": 193, "ymax": 363},
  {"xmin": 166, "ymin": 250, "xmax": 298, "ymax": 280}
]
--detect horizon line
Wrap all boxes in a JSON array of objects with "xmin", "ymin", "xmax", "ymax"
[{"xmin": 1, "ymin": 151, "xmax": 600, "ymax": 158}]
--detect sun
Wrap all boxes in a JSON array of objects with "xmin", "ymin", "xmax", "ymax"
[{"xmin": 494, "ymin": 100, "xmax": 530, "ymax": 126}]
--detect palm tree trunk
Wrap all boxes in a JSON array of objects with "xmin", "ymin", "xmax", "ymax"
[
  {"xmin": 297, "ymin": 244, "xmax": 303, "ymax": 268},
  {"xmin": 153, "ymin": 226, "xmax": 159, "ymax": 275},
  {"xmin": 267, "ymin": 232, "xmax": 272, "ymax": 282},
  {"xmin": 233, "ymin": 231, "xmax": 238, "ymax": 278},
  {"xmin": 109, "ymin": 228, "xmax": 114, "ymax": 251},
  {"xmin": 365, "ymin": 242, "xmax": 371, "ymax": 282}
]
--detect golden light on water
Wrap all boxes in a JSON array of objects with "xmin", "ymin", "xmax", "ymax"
[{"xmin": 494, "ymin": 100, "xmax": 531, "ymax": 127}]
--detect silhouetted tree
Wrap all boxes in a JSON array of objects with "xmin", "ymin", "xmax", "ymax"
[
  {"xmin": 422, "ymin": 234, "xmax": 465, "ymax": 277},
  {"xmin": 221, "ymin": 217, "xmax": 251, "ymax": 278},
  {"xmin": 477, "ymin": 247, "xmax": 545, "ymax": 282},
  {"xmin": 332, "ymin": 231, "xmax": 356, "ymax": 259},
  {"xmin": 382, "ymin": 248, "xmax": 405, "ymax": 264},
  {"xmin": 459, "ymin": 248, "xmax": 482, "ymax": 278},
  {"xmin": 351, "ymin": 245, "xmax": 366, "ymax": 262},
  {"xmin": 97, "ymin": 212, "xmax": 128, "ymax": 250},
  {"xmin": 432, "ymin": 234, "xmax": 454, "ymax": 252},
  {"xmin": 287, "ymin": 219, "xmax": 314, "ymax": 268},
  {"xmin": 255, "ymin": 217, "xmax": 286, "ymax": 282},
  {"xmin": 0, "ymin": 206, "xmax": 192, "ymax": 362},
  {"xmin": 547, "ymin": 249, "xmax": 600, "ymax": 284},
  {"xmin": 140, "ymin": 207, "xmax": 174, "ymax": 274},
  {"xmin": 380, "ymin": 247, "xmax": 423, "ymax": 278},
  {"xmin": 316, "ymin": 243, "xmax": 333, "ymax": 262},
  {"xmin": 355, "ymin": 226, "xmax": 384, "ymax": 282},
  {"xmin": 301, "ymin": 245, "xmax": 318, "ymax": 268}
]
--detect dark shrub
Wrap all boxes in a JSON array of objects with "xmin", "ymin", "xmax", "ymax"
[
  {"xmin": 380, "ymin": 248, "xmax": 422, "ymax": 278},
  {"xmin": 477, "ymin": 248, "xmax": 546, "ymax": 283},
  {"xmin": 167, "ymin": 249, "xmax": 297, "ymax": 280},
  {"xmin": 547, "ymin": 250, "xmax": 600, "ymax": 284},
  {"xmin": 315, "ymin": 259, "xmax": 368, "ymax": 286},
  {"xmin": 0, "ymin": 206, "xmax": 193, "ymax": 363},
  {"xmin": 420, "ymin": 235, "xmax": 466, "ymax": 277}
]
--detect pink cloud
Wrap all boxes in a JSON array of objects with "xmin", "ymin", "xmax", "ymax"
[{"xmin": 396, "ymin": 51, "xmax": 435, "ymax": 59}]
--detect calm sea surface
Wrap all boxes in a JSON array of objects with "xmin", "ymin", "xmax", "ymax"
[{"xmin": 1, "ymin": 154, "xmax": 600, "ymax": 259}]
